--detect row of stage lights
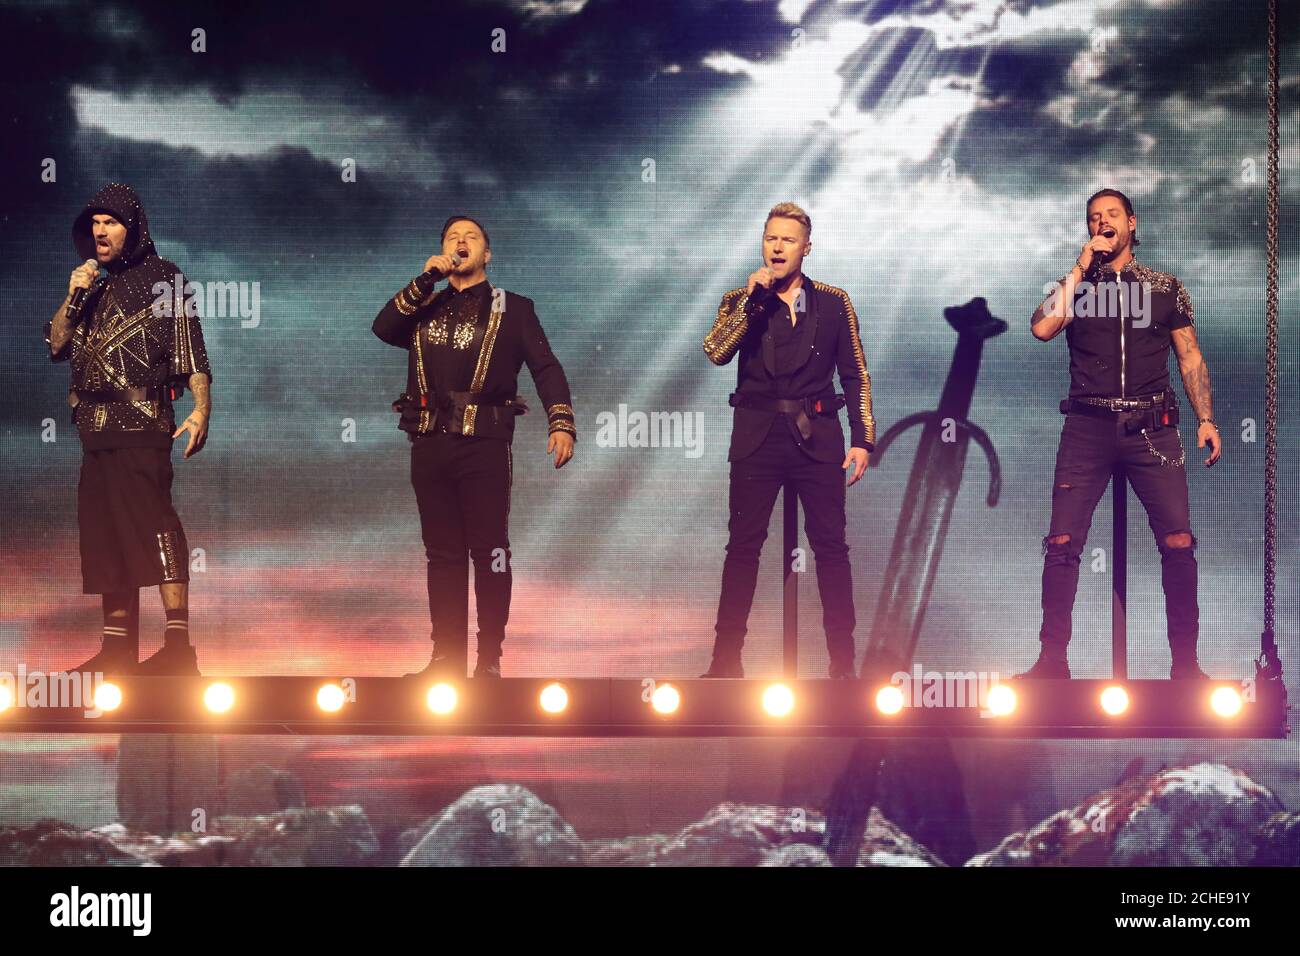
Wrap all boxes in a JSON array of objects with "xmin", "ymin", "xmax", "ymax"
[
  {"xmin": 0, "ymin": 679, "xmax": 1248, "ymax": 721},
  {"xmin": 873, "ymin": 682, "xmax": 1245, "ymax": 719},
  {"xmin": 401, "ymin": 681, "xmax": 687, "ymax": 717}
]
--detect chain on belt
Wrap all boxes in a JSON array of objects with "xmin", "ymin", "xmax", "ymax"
[{"xmin": 1140, "ymin": 425, "xmax": 1185, "ymax": 467}]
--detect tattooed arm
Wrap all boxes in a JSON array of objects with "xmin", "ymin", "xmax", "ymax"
[
  {"xmin": 1172, "ymin": 326, "xmax": 1211, "ymax": 419},
  {"xmin": 175, "ymin": 372, "xmax": 211, "ymax": 459},
  {"xmin": 188, "ymin": 372, "xmax": 212, "ymax": 416},
  {"xmin": 1171, "ymin": 325, "xmax": 1220, "ymax": 467},
  {"xmin": 47, "ymin": 261, "xmax": 100, "ymax": 359},
  {"xmin": 47, "ymin": 298, "xmax": 77, "ymax": 359}
]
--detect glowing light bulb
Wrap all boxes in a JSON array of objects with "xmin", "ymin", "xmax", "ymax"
[{"xmin": 762, "ymin": 683, "xmax": 795, "ymax": 718}]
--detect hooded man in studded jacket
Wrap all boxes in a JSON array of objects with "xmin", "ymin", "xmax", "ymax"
[{"xmin": 45, "ymin": 183, "xmax": 212, "ymax": 677}]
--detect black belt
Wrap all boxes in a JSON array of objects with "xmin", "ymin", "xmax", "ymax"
[
  {"xmin": 729, "ymin": 391, "xmax": 844, "ymax": 441},
  {"xmin": 1061, "ymin": 391, "xmax": 1165, "ymax": 415},
  {"xmin": 1061, "ymin": 392, "xmax": 1178, "ymax": 432},
  {"xmin": 431, "ymin": 403, "xmax": 522, "ymax": 436},
  {"xmin": 395, "ymin": 392, "xmax": 526, "ymax": 437},
  {"xmin": 74, "ymin": 385, "xmax": 168, "ymax": 404}
]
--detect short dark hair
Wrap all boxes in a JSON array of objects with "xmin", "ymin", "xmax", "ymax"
[
  {"xmin": 1085, "ymin": 188, "xmax": 1140, "ymax": 247},
  {"xmin": 441, "ymin": 215, "xmax": 490, "ymax": 248}
]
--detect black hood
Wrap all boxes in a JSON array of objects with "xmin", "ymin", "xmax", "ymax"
[{"xmin": 72, "ymin": 182, "xmax": 157, "ymax": 271}]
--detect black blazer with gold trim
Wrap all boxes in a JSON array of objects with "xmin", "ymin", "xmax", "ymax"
[
  {"xmin": 373, "ymin": 277, "xmax": 575, "ymax": 443},
  {"xmin": 703, "ymin": 276, "xmax": 875, "ymax": 464}
]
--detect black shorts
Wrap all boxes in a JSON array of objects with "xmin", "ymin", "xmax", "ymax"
[{"xmin": 78, "ymin": 446, "xmax": 189, "ymax": 594}]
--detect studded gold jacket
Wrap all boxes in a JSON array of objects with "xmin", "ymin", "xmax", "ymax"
[
  {"xmin": 46, "ymin": 182, "xmax": 211, "ymax": 451},
  {"xmin": 704, "ymin": 276, "xmax": 875, "ymax": 463}
]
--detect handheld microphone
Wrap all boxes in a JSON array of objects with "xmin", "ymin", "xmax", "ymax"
[
  {"xmin": 410, "ymin": 253, "xmax": 464, "ymax": 298},
  {"xmin": 429, "ymin": 253, "xmax": 462, "ymax": 279},
  {"xmin": 66, "ymin": 260, "xmax": 101, "ymax": 322},
  {"xmin": 419, "ymin": 252, "xmax": 462, "ymax": 283},
  {"xmin": 1097, "ymin": 227, "xmax": 1120, "ymax": 271},
  {"xmin": 748, "ymin": 268, "xmax": 778, "ymax": 307}
]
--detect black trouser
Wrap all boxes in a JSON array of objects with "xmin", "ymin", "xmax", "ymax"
[
  {"xmin": 1039, "ymin": 409, "xmax": 1198, "ymax": 659},
  {"xmin": 411, "ymin": 433, "xmax": 512, "ymax": 669},
  {"xmin": 712, "ymin": 419, "xmax": 856, "ymax": 668}
]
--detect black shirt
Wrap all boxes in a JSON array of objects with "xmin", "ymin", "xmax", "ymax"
[
  {"xmin": 420, "ymin": 280, "xmax": 493, "ymax": 406},
  {"xmin": 769, "ymin": 299, "xmax": 804, "ymax": 396},
  {"xmin": 1063, "ymin": 258, "xmax": 1194, "ymax": 399}
]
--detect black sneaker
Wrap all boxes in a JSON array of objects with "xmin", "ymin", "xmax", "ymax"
[
  {"xmin": 828, "ymin": 661, "xmax": 857, "ymax": 679},
  {"xmin": 1012, "ymin": 654, "xmax": 1070, "ymax": 680},
  {"xmin": 474, "ymin": 659, "xmax": 502, "ymax": 678},
  {"xmin": 405, "ymin": 653, "xmax": 459, "ymax": 679},
  {"xmin": 1170, "ymin": 660, "xmax": 1210, "ymax": 680},
  {"xmin": 136, "ymin": 642, "xmax": 201, "ymax": 677},
  {"xmin": 69, "ymin": 638, "xmax": 135, "ymax": 677}
]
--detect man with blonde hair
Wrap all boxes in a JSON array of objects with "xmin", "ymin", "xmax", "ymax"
[{"xmin": 701, "ymin": 202, "xmax": 876, "ymax": 679}]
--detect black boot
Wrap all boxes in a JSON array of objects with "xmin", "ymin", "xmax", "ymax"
[
  {"xmin": 473, "ymin": 655, "xmax": 502, "ymax": 678},
  {"xmin": 700, "ymin": 650, "xmax": 743, "ymax": 678},
  {"xmin": 1027, "ymin": 537, "xmax": 1080, "ymax": 680},
  {"xmin": 405, "ymin": 652, "xmax": 460, "ymax": 679},
  {"xmin": 1013, "ymin": 646, "xmax": 1070, "ymax": 680},
  {"xmin": 828, "ymin": 658, "xmax": 857, "ymax": 680},
  {"xmin": 1160, "ymin": 535, "xmax": 1201, "ymax": 680},
  {"xmin": 1168, "ymin": 623, "xmax": 1206, "ymax": 680},
  {"xmin": 1170, "ymin": 655, "xmax": 1209, "ymax": 680},
  {"xmin": 137, "ymin": 641, "xmax": 201, "ymax": 677},
  {"xmin": 69, "ymin": 635, "xmax": 135, "ymax": 676}
]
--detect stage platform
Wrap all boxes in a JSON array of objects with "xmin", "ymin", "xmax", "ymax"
[{"xmin": 0, "ymin": 676, "xmax": 1288, "ymax": 739}]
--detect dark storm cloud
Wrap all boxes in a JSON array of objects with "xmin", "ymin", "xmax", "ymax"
[
  {"xmin": 6, "ymin": 0, "xmax": 1288, "ymax": 252},
  {"xmin": 1, "ymin": 0, "xmax": 794, "ymax": 138},
  {"xmin": 1088, "ymin": 0, "xmax": 1291, "ymax": 99},
  {"xmin": 910, "ymin": 0, "xmax": 1297, "ymax": 255},
  {"xmin": 0, "ymin": 0, "xmax": 802, "ymax": 271}
]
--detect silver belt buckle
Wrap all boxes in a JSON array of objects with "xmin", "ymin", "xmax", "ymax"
[{"xmin": 1084, "ymin": 397, "xmax": 1123, "ymax": 411}]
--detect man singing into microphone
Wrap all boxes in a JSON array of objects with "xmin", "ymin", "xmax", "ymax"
[
  {"xmin": 373, "ymin": 215, "xmax": 576, "ymax": 678},
  {"xmin": 701, "ymin": 202, "xmax": 875, "ymax": 679},
  {"xmin": 44, "ymin": 183, "xmax": 213, "ymax": 676},
  {"xmin": 1018, "ymin": 188, "xmax": 1220, "ymax": 680}
]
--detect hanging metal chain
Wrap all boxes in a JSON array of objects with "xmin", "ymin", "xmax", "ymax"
[
  {"xmin": 1262, "ymin": 0, "xmax": 1280, "ymax": 669},
  {"xmin": 1141, "ymin": 427, "xmax": 1185, "ymax": 467}
]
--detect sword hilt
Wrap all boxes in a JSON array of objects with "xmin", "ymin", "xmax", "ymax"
[{"xmin": 869, "ymin": 412, "xmax": 1000, "ymax": 507}]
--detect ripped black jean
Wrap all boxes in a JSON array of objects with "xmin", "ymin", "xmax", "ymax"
[{"xmin": 1039, "ymin": 410, "xmax": 1199, "ymax": 660}]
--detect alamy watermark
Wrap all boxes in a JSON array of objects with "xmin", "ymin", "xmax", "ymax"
[
  {"xmin": 49, "ymin": 886, "xmax": 150, "ymax": 936},
  {"xmin": 594, "ymin": 404, "xmax": 704, "ymax": 459},
  {"xmin": 0, "ymin": 665, "xmax": 108, "ymax": 717},
  {"xmin": 1043, "ymin": 279, "xmax": 1153, "ymax": 327},
  {"xmin": 887, "ymin": 662, "xmax": 1005, "ymax": 717},
  {"xmin": 151, "ymin": 273, "xmax": 261, "ymax": 328}
]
